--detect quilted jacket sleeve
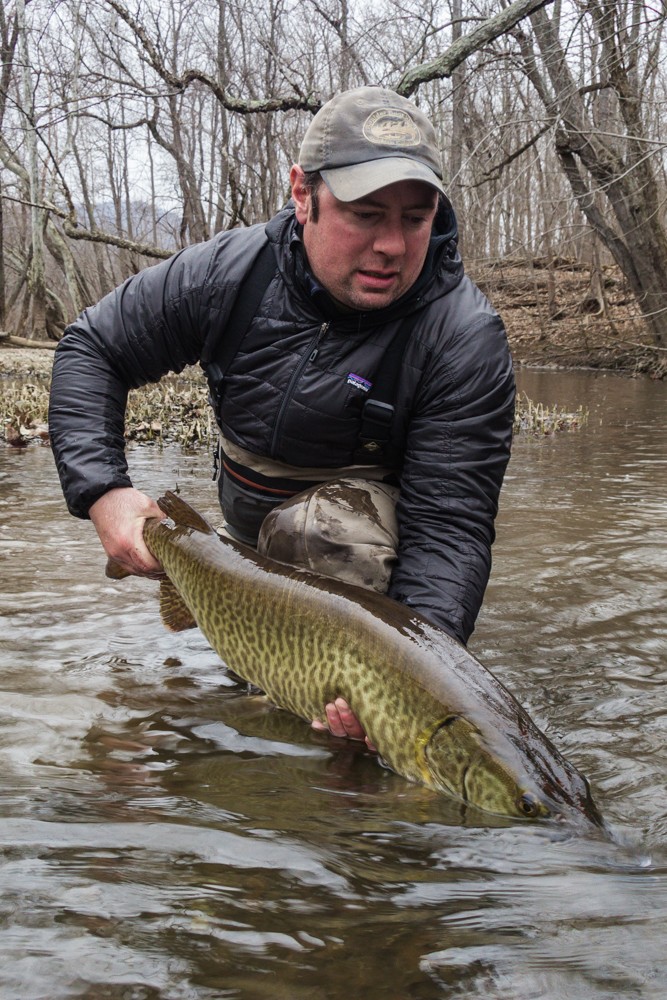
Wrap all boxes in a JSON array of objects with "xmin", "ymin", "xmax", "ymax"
[
  {"xmin": 388, "ymin": 282, "xmax": 515, "ymax": 645},
  {"xmin": 48, "ymin": 227, "xmax": 265, "ymax": 518}
]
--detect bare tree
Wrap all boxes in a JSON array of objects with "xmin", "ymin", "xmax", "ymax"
[
  {"xmin": 524, "ymin": 2, "xmax": 667, "ymax": 346},
  {"xmin": 395, "ymin": 0, "xmax": 667, "ymax": 347},
  {"xmin": 2, "ymin": 0, "xmax": 667, "ymax": 354},
  {"xmin": 16, "ymin": 0, "xmax": 48, "ymax": 337},
  {"xmin": 0, "ymin": 1, "xmax": 18, "ymax": 329}
]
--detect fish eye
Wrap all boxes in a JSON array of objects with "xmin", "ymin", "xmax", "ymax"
[{"xmin": 517, "ymin": 792, "xmax": 545, "ymax": 819}]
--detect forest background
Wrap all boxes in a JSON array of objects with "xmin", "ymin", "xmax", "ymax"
[{"xmin": 1, "ymin": 0, "xmax": 666, "ymax": 379}]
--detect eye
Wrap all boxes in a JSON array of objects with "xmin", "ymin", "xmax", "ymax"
[{"xmin": 517, "ymin": 792, "xmax": 545, "ymax": 819}]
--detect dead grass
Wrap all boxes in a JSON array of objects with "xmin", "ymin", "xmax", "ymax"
[{"xmin": 1, "ymin": 260, "xmax": 663, "ymax": 446}]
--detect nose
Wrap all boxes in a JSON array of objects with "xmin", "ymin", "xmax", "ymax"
[{"xmin": 373, "ymin": 218, "xmax": 406, "ymax": 258}]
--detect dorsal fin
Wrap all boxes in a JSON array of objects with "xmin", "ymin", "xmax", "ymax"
[
  {"xmin": 157, "ymin": 491, "xmax": 214, "ymax": 534},
  {"xmin": 159, "ymin": 578, "xmax": 197, "ymax": 632}
]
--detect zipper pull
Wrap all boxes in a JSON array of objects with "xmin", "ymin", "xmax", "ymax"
[{"xmin": 309, "ymin": 322, "xmax": 328, "ymax": 363}]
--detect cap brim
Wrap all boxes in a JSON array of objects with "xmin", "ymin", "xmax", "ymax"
[{"xmin": 320, "ymin": 156, "xmax": 446, "ymax": 202}]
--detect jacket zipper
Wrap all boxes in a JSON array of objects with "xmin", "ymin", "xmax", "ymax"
[{"xmin": 270, "ymin": 321, "xmax": 329, "ymax": 455}]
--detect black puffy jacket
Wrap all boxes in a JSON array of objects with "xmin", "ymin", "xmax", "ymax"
[{"xmin": 49, "ymin": 203, "xmax": 515, "ymax": 643}]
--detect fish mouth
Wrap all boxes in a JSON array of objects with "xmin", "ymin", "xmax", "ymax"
[
  {"xmin": 555, "ymin": 791, "xmax": 606, "ymax": 831},
  {"xmin": 537, "ymin": 767, "xmax": 605, "ymax": 829}
]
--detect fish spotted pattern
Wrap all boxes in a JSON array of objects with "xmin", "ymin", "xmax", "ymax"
[{"xmin": 131, "ymin": 491, "xmax": 602, "ymax": 827}]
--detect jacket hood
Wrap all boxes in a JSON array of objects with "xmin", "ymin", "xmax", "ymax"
[{"xmin": 265, "ymin": 199, "xmax": 463, "ymax": 330}]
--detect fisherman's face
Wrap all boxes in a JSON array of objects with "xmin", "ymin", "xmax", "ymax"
[{"xmin": 290, "ymin": 167, "xmax": 438, "ymax": 311}]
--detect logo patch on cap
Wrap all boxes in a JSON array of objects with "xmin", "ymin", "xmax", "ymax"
[{"xmin": 363, "ymin": 109, "xmax": 421, "ymax": 149}]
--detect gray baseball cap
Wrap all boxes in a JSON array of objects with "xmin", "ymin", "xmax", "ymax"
[{"xmin": 299, "ymin": 86, "xmax": 446, "ymax": 202}]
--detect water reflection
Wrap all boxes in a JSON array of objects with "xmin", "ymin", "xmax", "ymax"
[{"xmin": 0, "ymin": 370, "xmax": 665, "ymax": 998}]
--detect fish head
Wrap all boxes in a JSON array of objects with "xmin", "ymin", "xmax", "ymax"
[{"xmin": 422, "ymin": 714, "xmax": 603, "ymax": 827}]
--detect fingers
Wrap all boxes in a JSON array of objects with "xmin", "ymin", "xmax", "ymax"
[
  {"xmin": 326, "ymin": 697, "xmax": 366, "ymax": 740},
  {"xmin": 311, "ymin": 697, "xmax": 377, "ymax": 751},
  {"xmin": 90, "ymin": 487, "xmax": 165, "ymax": 577}
]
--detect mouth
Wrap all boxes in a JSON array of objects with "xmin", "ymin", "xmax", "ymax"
[{"xmin": 357, "ymin": 269, "xmax": 400, "ymax": 290}]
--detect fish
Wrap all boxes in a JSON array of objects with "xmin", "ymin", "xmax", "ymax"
[{"xmin": 113, "ymin": 490, "xmax": 603, "ymax": 827}]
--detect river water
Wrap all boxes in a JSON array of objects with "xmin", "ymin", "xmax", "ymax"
[{"xmin": 0, "ymin": 368, "xmax": 665, "ymax": 999}]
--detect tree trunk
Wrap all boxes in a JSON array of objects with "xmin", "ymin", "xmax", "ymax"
[
  {"xmin": 16, "ymin": 0, "xmax": 48, "ymax": 339},
  {"xmin": 529, "ymin": 5, "xmax": 667, "ymax": 346},
  {"xmin": 449, "ymin": 0, "xmax": 465, "ymax": 254},
  {"xmin": 0, "ymin": 0, "xmax": 18, "ymax": 330}
]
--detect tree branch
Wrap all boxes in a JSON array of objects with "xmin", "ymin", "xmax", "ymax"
[
  {"xmin": 62, "ymin": 221, "xmax": 172, "ymax": 259},
  {"xmin": 104, "ymin": 0, "xmax": 320, "ymax": 114},
  {"xmin": 0, "ymin": 193, "xmax": 171, "ymax": 260},
  {"xmin": 397, "ymin": 0, "xmax": 555, "ymax": 96},
  {"xmin": 476, "ymin": 121, "xmax": 552, "ymax": 184}
]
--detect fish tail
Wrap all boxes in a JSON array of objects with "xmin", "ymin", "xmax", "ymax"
[
  {"xmin": 157, "ymin": 491, "xmax": 215, "ymax": 534},
  {"xmin": 105, "ymin": 557, "xmax": 132, "ymax": 580}
]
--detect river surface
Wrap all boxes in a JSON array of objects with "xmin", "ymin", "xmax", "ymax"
[{"xmin": 1, "ymin": 368, "xmax": 665, "ymax": 999}]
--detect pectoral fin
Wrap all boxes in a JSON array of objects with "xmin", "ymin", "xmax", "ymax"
[{"xmin": 159, "ymin": 578, "xmax": 197, "ymax": 632}]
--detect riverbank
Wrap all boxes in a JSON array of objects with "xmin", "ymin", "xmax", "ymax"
[
  {"xmin": 2, "ymin": 258, "xmax": 665, "ymax": 383},
  {"xmin": 0, "ymin": 344, "xmax": 586, "ymax": 446},
  {"xmin": 0, "ymin": 351, "xmax": 216, "ymax": 448},
  {"xmin": 3, "ymin": 260, "xmax": 663, "ymax": 446},
  {"xmin": 474, "ymin": 259, "xmax": 667, "ymax": 379}
]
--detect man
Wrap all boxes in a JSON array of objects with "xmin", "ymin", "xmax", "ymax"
[{"xmin": 49, "ymin": 86, "xmax": 515, "ymax": 743}]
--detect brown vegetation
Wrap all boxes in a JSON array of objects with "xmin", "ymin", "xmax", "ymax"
[
  {"xmin": 474, "ymin": 261, "xmax": 667, "ymax": 380},
  {"xmin": 3, "ymin": 259, "xmax": 662, "ymax": 451}
]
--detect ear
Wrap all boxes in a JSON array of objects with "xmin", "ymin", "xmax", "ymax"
[{"xmin": 290, "ymin": 164, "xmax": 310, "ymax": 224}]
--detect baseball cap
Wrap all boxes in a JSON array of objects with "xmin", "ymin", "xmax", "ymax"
[{"xmin": 298, "ymin": 86, "xmax": 447, "ymax": 202}]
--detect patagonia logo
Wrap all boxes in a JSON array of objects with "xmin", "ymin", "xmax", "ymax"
[{"xmin": 347, "ymin": 373, "xmax": 372, "ymax": 393}]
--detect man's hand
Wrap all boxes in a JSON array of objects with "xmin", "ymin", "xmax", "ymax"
[
  {"xmin": 90, "ymin": 487, "xmax": 165, "ymax": 578},
  {"xmin": 312, "ymin": 697, "xmax": 377, "ymax": 751}
]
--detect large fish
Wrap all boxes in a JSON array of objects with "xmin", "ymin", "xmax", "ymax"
[{"xmin": 118, "ymin": 491, "xmax": 602, "ymax": 827}]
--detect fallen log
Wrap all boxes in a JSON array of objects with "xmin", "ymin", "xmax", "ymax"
[{"xmin": 0, "ymin": 332, "xmax": 58, "ymax": 350}]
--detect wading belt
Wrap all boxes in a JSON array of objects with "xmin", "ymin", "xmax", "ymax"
[
  {"xmin": 206, "ymin": 238, "xmax": 424, "ymax": 468},
  {"xmin": 220, "ymin": 447, "xmax": 319, "ymax": 501}
]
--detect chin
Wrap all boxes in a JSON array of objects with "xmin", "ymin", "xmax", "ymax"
[{"xmin": 351, "ymin": 288, "xmax": 399, "ymax": 310}]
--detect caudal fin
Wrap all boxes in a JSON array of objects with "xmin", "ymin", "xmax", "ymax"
[{"xmin": 105, "ymin": 558, "xmax": 132, "ymax": 580}]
